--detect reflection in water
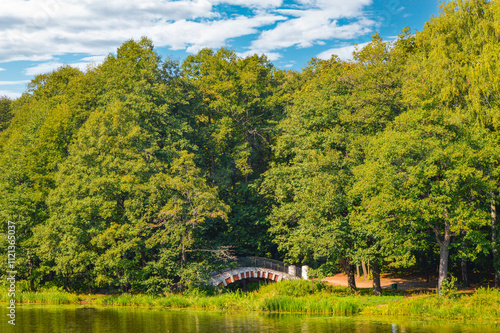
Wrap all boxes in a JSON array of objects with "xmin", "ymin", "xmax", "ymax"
[{"xmin": 1, "ymin": 304, "xmax": 500, "ymax": 333}]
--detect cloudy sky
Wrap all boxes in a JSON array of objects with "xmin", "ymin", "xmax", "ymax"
[{"xmin": 0, "ymin": 0, "xmax": 440, "ymax": 99}]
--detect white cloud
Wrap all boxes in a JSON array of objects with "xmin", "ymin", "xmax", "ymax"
[
  {"xmin": 0, "ymin": 68, "xmax": 4, "ymax": 71},
  {"xmin": 149, "ymin": 14, "xmax": 286, "ymax": 53},
  {"xmin": 79, "ymin": 55, "xmax": 107, "ymax": 63},
  {"xmin": 24, "ymin": 60, "xmax": 100, "ymax": 76},
  {"xmin": 0, "ymin": 0, "xmax": 284, "ymax": 63},
  {"xmin": 0, "ymin": 0, "xmax": 377, "ymax": 64},
  {"xmin": 0, "ymin": 80, "xmax": 31, "ymax": 85},
  {"xmin": 209, "ymin": 0, "xmax": 283, "ymax": 8},
  {"xmin": 283, "ymin": 0, "xmax": 372, "ymax": 18},
  {"xmin": 253, "ymin": 17, "xmax": 374, "ymax": 50},
  {"xmin": 24, "ymin": 62, "xmax": 64, "ymax": 76},
  {"xmin": 317, "ymin": 42, "xmax": 370, "ymax": 61},
  {"xmin": 236, "ymin": 50, "xmax": 281, "ymax": 61},
  {"xmin": 0, "ymin": 91, "xmax": 22, "ymax": 99},
  {"xmin": 244, "ymin": 0, "xmax": 374, "ymax": 56}
]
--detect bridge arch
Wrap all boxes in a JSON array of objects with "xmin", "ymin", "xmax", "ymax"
[{"xmin": 209, "ymin": 257, "xmax": 302, "ymax": 287}]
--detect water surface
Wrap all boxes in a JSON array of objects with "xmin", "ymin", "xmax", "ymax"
[{"xmin": 1, "ymin": 304, "xmax": 500, "ymax": 333}]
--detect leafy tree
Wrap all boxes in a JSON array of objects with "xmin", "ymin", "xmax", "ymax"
[
  {"xmin": 0, "ymin": 66, "xmax": 92, "ymax": 290},
  {"xmin": 0, "ymin": 96, "xmax": 13, "ymax": 132},
  {"xmin": 146, "ymin": 151, "xmax": 229, "ymax": 288},
  {"xmin": 262, "ymin": 33, "xmax": 408, "ymax": 293},
  {"xmin": 355, "ymin": 108, "xmax": 489, "ymax": 295},
  {"xmin": 343, "ymin": 32, "xmax": 412, "ymax": 294},
  {"xmin": 36, "ymin": 38, "xmax": 193, "ymax": 291},
  {"xmin": 261, "ymin": 56, "xmax": 360, "ymax": 289},
  {"xmin": 403, "ymin": 0, "xmax": 500, "ymax": 289},
  {"xmin": 465, "ymin": 0, "xmax": 500, "ymax": 287},
  {"xmin": 181, "ymin": 49, "xmax": 288, "ymax": 257}
]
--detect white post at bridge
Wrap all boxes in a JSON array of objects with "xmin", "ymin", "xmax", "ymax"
[
  {"xmin": 287, "ymin": 265, "xmax": 296, "ymax": 276},
  {"xmin": 302, "ymin": 265, "xmax": 309, "ymax": 280}
]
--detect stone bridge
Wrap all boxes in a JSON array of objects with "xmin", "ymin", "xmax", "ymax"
[{"xmin": 209, "ymin": 257, "xmax": 307, "ymax": 287}]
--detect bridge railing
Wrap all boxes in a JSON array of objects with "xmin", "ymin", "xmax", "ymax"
[
  {"xmin": 209, "ymin": 256, "xmax": 302, "ymax": 278},
  {"xmin": 234, "ymin": 256, "xmax": 301, "ymax": 277}
]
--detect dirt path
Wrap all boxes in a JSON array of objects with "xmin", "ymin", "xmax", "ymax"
[{"xmin": 322, "ymin": 273, "xmax": 440, "ymax": 291}]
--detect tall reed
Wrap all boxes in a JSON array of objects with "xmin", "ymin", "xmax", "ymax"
[{"xmin": 9, "ymin": 287, "xmax": 81, "ymax": 304}]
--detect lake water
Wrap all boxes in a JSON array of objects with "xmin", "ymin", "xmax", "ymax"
[{"xmin": 1, "ymin": 304, "xmax": 500, "ymax": 333}]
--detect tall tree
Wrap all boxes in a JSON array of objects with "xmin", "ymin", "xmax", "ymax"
[
  {"xmin": 0, "ymin": 65, "xmax": 94, "ymax": 290},
  {"xmin": 261, "ymin": 57, "xmax": 360, "ymax": 289},
  {"xmin": 354, "ymin": 107, "xmax": 489, "ymax": 295},
  {"xmin": 181, "ymin": 49, "xmax": 288, "ymax": 256},
  {"xmin": 0, "ymin": 96, "xmax": 13, "ymax": 132},
  {"xmin": 262, "ymin": 33, "xmax": 408, "ymax": 293},
  {"xmin": 36, "ymin": 38, "xmax": 195, "ymax": 291},
  {"xmin": 344, "ymin": 31, "xmax": 411, "ymax": 295},
  {"xmin": 147, "ymin": 150, "xmax": 228, "ymax": 288},
  {"xmin": 403, "ymin": 0, "xmax": 500, "ymax": 289}
]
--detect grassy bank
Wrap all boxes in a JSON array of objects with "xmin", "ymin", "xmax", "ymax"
[
  {"xmin": 362, "ymin": 287, "xmax": 500, "ymax": 320},
  {"xmin": 1, "ymin": 280, "xmax": 499, "ymax": 320},
  {"xmin": 0, "ymin": 286, "xmax": 81, "ymax": 305}
]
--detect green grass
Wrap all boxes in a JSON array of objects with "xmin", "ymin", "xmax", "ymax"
[
  {"xmin": 0, "ymin": 286, "xmax": 81, "ymax": 304},
  {"xmin": 362, "ymin": 287, "xmax": 500, "ymax": 320},
  {"xmin": 1, "ymin": 281, "xmax": 499, "ymax": 320},
  {"xmin": 256, "ymin": 279, "xmax": 348, "ymax": 297},
  {"xmin": 260, "ymin": 295, "xmax": 360, "ymax": 314}
]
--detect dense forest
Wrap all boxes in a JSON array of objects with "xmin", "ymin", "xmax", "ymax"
[{"xmin": 1, "ymin": 0, "xmax": 499, "ymax": 296}]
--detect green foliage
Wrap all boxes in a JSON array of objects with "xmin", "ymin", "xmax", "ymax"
[
  {"xmin": 261, "ymin": 33, "xmax": 408, "ymax": 291},
  {"xmin": 181, "ymin": 48, "xmax": 288, "ymax": 256},
  {"xmin": 0, "ymin": 96, "xmax": 13, "ymax": 132},
  {"xmin": 2, "ymin": 1, "xmax": 500, "ymax": 294},
  {"xmin": 440, "ymin": 275, "xmax": 458, "ymax": 298},
  {"xmin": 0, "ymin": 65, "xmax": 92, "ymax": 289},
  {"xmin": 257, "ymin": 280, "xmax": 344, "ymax": 297},
  {"xmin": 364, "ymin": 287, "xmax": 500, "ymax": 319},
  {"xmin": 0, "ymin": 38, "xmax": 229, "ymax": 292},
  {"xmin": 260, "ymin": 56, "xmax": 354, "ymax": 265},
  {"xmin": 308, "ymin": 261, "xmax": 339, "ymax": 279}
]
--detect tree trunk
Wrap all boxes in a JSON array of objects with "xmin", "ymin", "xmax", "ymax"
[
  {"xmin": 361, "ymin": 261, "xmax": 368, "ymax": 278},
  {"xmin": 437, "ymin": 218, "xmax": 452, "ymax": 296},
  {"xmin": 461, "ymin": 256, "xmax": 468, "ymax": 287},
  {"xmin": 492, "ymin": 192, "xmax": 499, "ymax": 288},
  {"xmin": 208, "ymin": 112, "xmax": 216, "ymax": 184},
  {"xmin": 65, "ymin": 274, "xmax": 71, "ymax": 292},
  {"xmin": 356, "ymin": 264, "xmax": 360, "ymax": 278},
  {"xmin": 28, "ymin": 254, "xmax": 35, "ymax": 291},
  {"xmin": 461, "ymin": 229, "xmax": 469, "ymax": 287},
  {"xmin": 372, "ymin": 259, "xmax": 382, "ymax": 296},
  {"xmin": 181, "ymin": 235, "xmax": 187, "ymax": 268},
  {"xmin": 340, "ymin": 258, "xmax": 357, "ymax": 291},
  {"xmin": 87, "ymin": 265, "xmax": 93, "ymax": 294}
]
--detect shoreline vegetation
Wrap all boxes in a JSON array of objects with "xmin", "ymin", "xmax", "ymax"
[
  {"xmin": 0, "ymin": 0, "xmax": 500, "ymax": 300},
  {"xmin": 1, "ymin": 280, "xmax": 499, "ymax": 320}
]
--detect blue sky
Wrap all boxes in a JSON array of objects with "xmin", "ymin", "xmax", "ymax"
[{"xmin": 0, "ymin": 0, "xmax": 441, "ymax": 99}]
